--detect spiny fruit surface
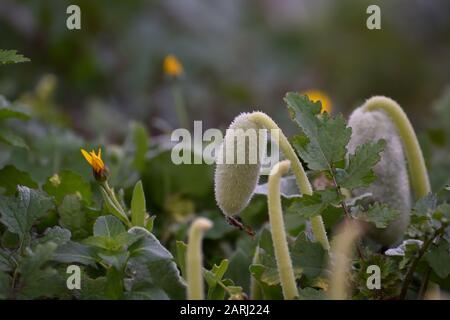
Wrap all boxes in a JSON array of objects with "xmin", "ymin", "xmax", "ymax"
[
  {"xmin": 347, "ymin": 107, "xmax": 411, "ymax": 246},
  {"xmin": 214, "ymin": 113, "xmax": 266, "ymax": 216}
]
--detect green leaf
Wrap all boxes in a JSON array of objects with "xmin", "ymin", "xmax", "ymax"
[
  {"xmin": 0, "ymin": 127, "xmax": 28, "ymax": 148},
  {"xmin": 58, "ymin": 195, "xmax": 89, "ymax": 239},
  {"xmin": 99, "ymin": 251, "xmax": 129, "ymax": 270},
  {"xmin": 248, "ymin": 263, "xmax": 283, "ymax": 300},
  {"xmin": 53, "ymin": 241, "xmax": 98, "ymax": 266},
  {"xmin": 83, "ymin": 232, "xmax": 142, "ymax": 252},
  {"xmin": 93, "ymin": 215, "xmax": 126, "ymax": 237},
  {"xmin": 0, "ymin": 49, "xmax": 30, "ymax": 65},
  {"xmin": 17, "ymin": 242, "xmax": 66, "ymax": 299},
  {"xmin": 287, "ymin": 189, "xmax": 339, "ymax": 218},
  {"xmin": 131, "ymin": 180, "xmax": 146, "ymax": 227},
  {"xmin": 76, "ymin": 274, "xmax": 107, "ymax": 299},
  {"xmin": 43, "ymin": 170, "xmax": 92, "ymax": 205},
  {"xmin": 0, "ymin": 186, "xmax": 54, "ymax": 241},
  {"xmin": 434, "ymin": 203, "xmax": 450, "ymax": 223},
  {"xmin": 125, "ymin": 281, "xmax": 169, "ymax": 300},
  {"xmin": 204, "ymin": 259, "xmax": 229, "ymax": 300},
  {"xmin": 176, "ymin": 240, "xmax": 187, "ymax": 278},
  {"xmin": 291, "ymin": 233, "xmax": 327, "ymax": 278},
  {"xmin": 413, "ymin": 193, "xmax": 437, "ymax": 217},
  {"xmin": 0, "ymin": 96, "xmax": 30, "ymax": 120},
  {"xmin": 286, "ymin": 92, "xmax": 351, "ymax": 171},
  {"xmin": 127, "ymin": 228, "xmax": 186, "ymax": 299},
  {"xmin": 36, "ymin": 226, "xmax": 71, "ymax": 246},
  {"xmin": 353, "ymin": 203, "xmax": 400, "ymax": 228},
  {"xmin": 0, "ymin": 165, "xmax": 38, "ymax": 195},
  {"xmin": 425, "ymin": 242, "xmax": 450, "ymax": 278},
  {"xmin": 298, "ymin": 287, "xmax": 325, "ymax": 300},
  {"xmin": 336, "ymin": 140, "xmax": 385, "ymax": 189}
]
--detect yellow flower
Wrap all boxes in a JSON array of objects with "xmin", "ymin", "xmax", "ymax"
[
  {"xmin": 301, "ymin": 90, "xmax": 332, "ymax": 114},
  {"xmin": 163, "ymin": 54, "xmax": 183, "ymax": 77},
  {"xmin": 81, "ymin": 148, "xmax": 107, "ymax": 181}
]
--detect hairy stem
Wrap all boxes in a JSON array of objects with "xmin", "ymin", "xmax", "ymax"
[
  {"xmin": 267, "ymin": 160, "xmax": 299, "ymax": 299},
  {"xmin": 249, "ymin": 112, "xmax": 330, "ymax": 250},
  {"xmin": 186, "ymin": 217, "xmax": 213, "ymax": 300},
  {"xmin": 328, "ymin": 219, "xmax": 363, "ymax": 300},
  {"xmin": 362, "ymin": 96, "xmax": 431, "ymax": 198}
]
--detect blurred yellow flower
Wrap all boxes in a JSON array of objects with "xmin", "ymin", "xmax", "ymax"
[
  {"xmin": 81, "ymin": 148, "xmax": 107, "ymax": 180},
  {"xmin": 301, "ymin": 90, "xmax": 332, "ymax": 114},
  {"xmin": 163, "ymin": 54, "xmax": 183, "ymax": 77}
]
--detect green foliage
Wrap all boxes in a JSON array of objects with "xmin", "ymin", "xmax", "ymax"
[
  {"xmin": 352, "ymin": 203, "xmax": 400, "ymax": 229},
  {"xmin": 249, "ymin": 229, "xmax": 327, "ymax": 299},
  {"xmin": 203, "ymin": 259, "xmax": 244, "ymax": 299},
  {"xmin": 425, "ymin": 242, "xmax": 450, "ymax": 279},
  {"xmin": 336, "ymin": 140, "xmax": 385, "ymax": 189},
  {"xmin": 286, "ymin": 92, "xmax": 351, "ymax": 171},
  {"xmin": 0, "ymin": 50, "xmax": 30, "ymax": 65},
  {"xmin": 353, "ymin": 254, "xmax": 402, "ymax": 299},
  {"xmin": 287, "ymin": 189, "xmax": 339, "ymax": 219},
  {"xmin": 0, "ymin": 165, "xmax": 38, "ymax": 195},
  {"xmin": 0, "ymin": 96, "xmax": 30, "ymax": 120},
  {"xmin": 43, "ymin": 170, "xmax": 92, "ymax": 205},
  {"xmin": 58, "ymin": 195, "xmax": 89, "ymax": 239},
  {"xmin": 0, "ymin": 186, "xmax": 53, "ymax": 242},
  {"xmin": 131, "ymin": 180, "xmax": 146, "ymax": 227}
]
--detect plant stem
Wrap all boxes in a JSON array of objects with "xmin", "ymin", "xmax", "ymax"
[
  {"xmin": 171, "ymin": 83, "xmax": 189, "ymax": 129},
  {"xmin": 418, "ymin": 266, "xmax": 431, "ymax": 300},
  {"xmin": 329, "ymin": 164, "xmax": 364, "ymax": 259},
  {"xmin": 100, "ymin": 181, "xmax": 131, "ymax": 227},
  {"xmin": 187, "ymin": 217, "xmax": 213, "ymax": 300},
  {"xmin": 249, "ymin": 112, "xmax": 330, "ymax": 250},
  {"xmin": 399, "ymin": 226, "xmax": 445, "ymax": 299},
  {"xmin": 328, "ymin": 219, "xmax": 363, "ymax": 300},
  {"xmin": 202, "ymin": 268, "xmax": 240, "ymax": 298},
  {"xmin": 362, "ymin": 96, "xmax": 431, "ymax": 198},
  {"xmin": 267, "ymin": 160, "xmax": 299, "ymax": 300}
]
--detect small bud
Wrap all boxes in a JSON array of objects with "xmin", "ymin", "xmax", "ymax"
[
  {"xmin": 347, "ymin": 107, "xmax": 412, "ymax": 246},
  {"xmin": 214, "ymin": 113, "xmax": 266, "ymax": 216}
]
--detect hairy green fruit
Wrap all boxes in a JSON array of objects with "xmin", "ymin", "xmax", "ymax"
[
  {"xmin": 347, "ymin": 107, "xmax": 412, "ymax": 246},
  {"xmin": 214, "ymin": 113, "xmax": 266, "ymax": 216}
]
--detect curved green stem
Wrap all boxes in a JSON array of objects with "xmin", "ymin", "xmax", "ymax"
[
  {"xmin": 362, "ymin": 96, "xmax": 431, "ymax": 198},
  {"xmin": 267, "ymin": 160, "xmax": 299, "ymax": 300},
  {"xmin": 186, "ymin": 217, "xmax": 213, "ymax": 300},
  {"xmin": 249, "ymin": 112, "xmax": 330, "ymax": 250}
]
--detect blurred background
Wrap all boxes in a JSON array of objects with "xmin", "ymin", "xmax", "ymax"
[{"xmin": 1, "ymin": 0, "xmax": 450, "ymax": 135}]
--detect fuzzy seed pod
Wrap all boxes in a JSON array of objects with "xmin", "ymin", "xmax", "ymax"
[
  {"xmin": 214, "ymin": 113, "xmax": 267, "ymax": 216},
  {"xmin": 347, "ymin": 107, "xmax": 412, "ymax": 247}
]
